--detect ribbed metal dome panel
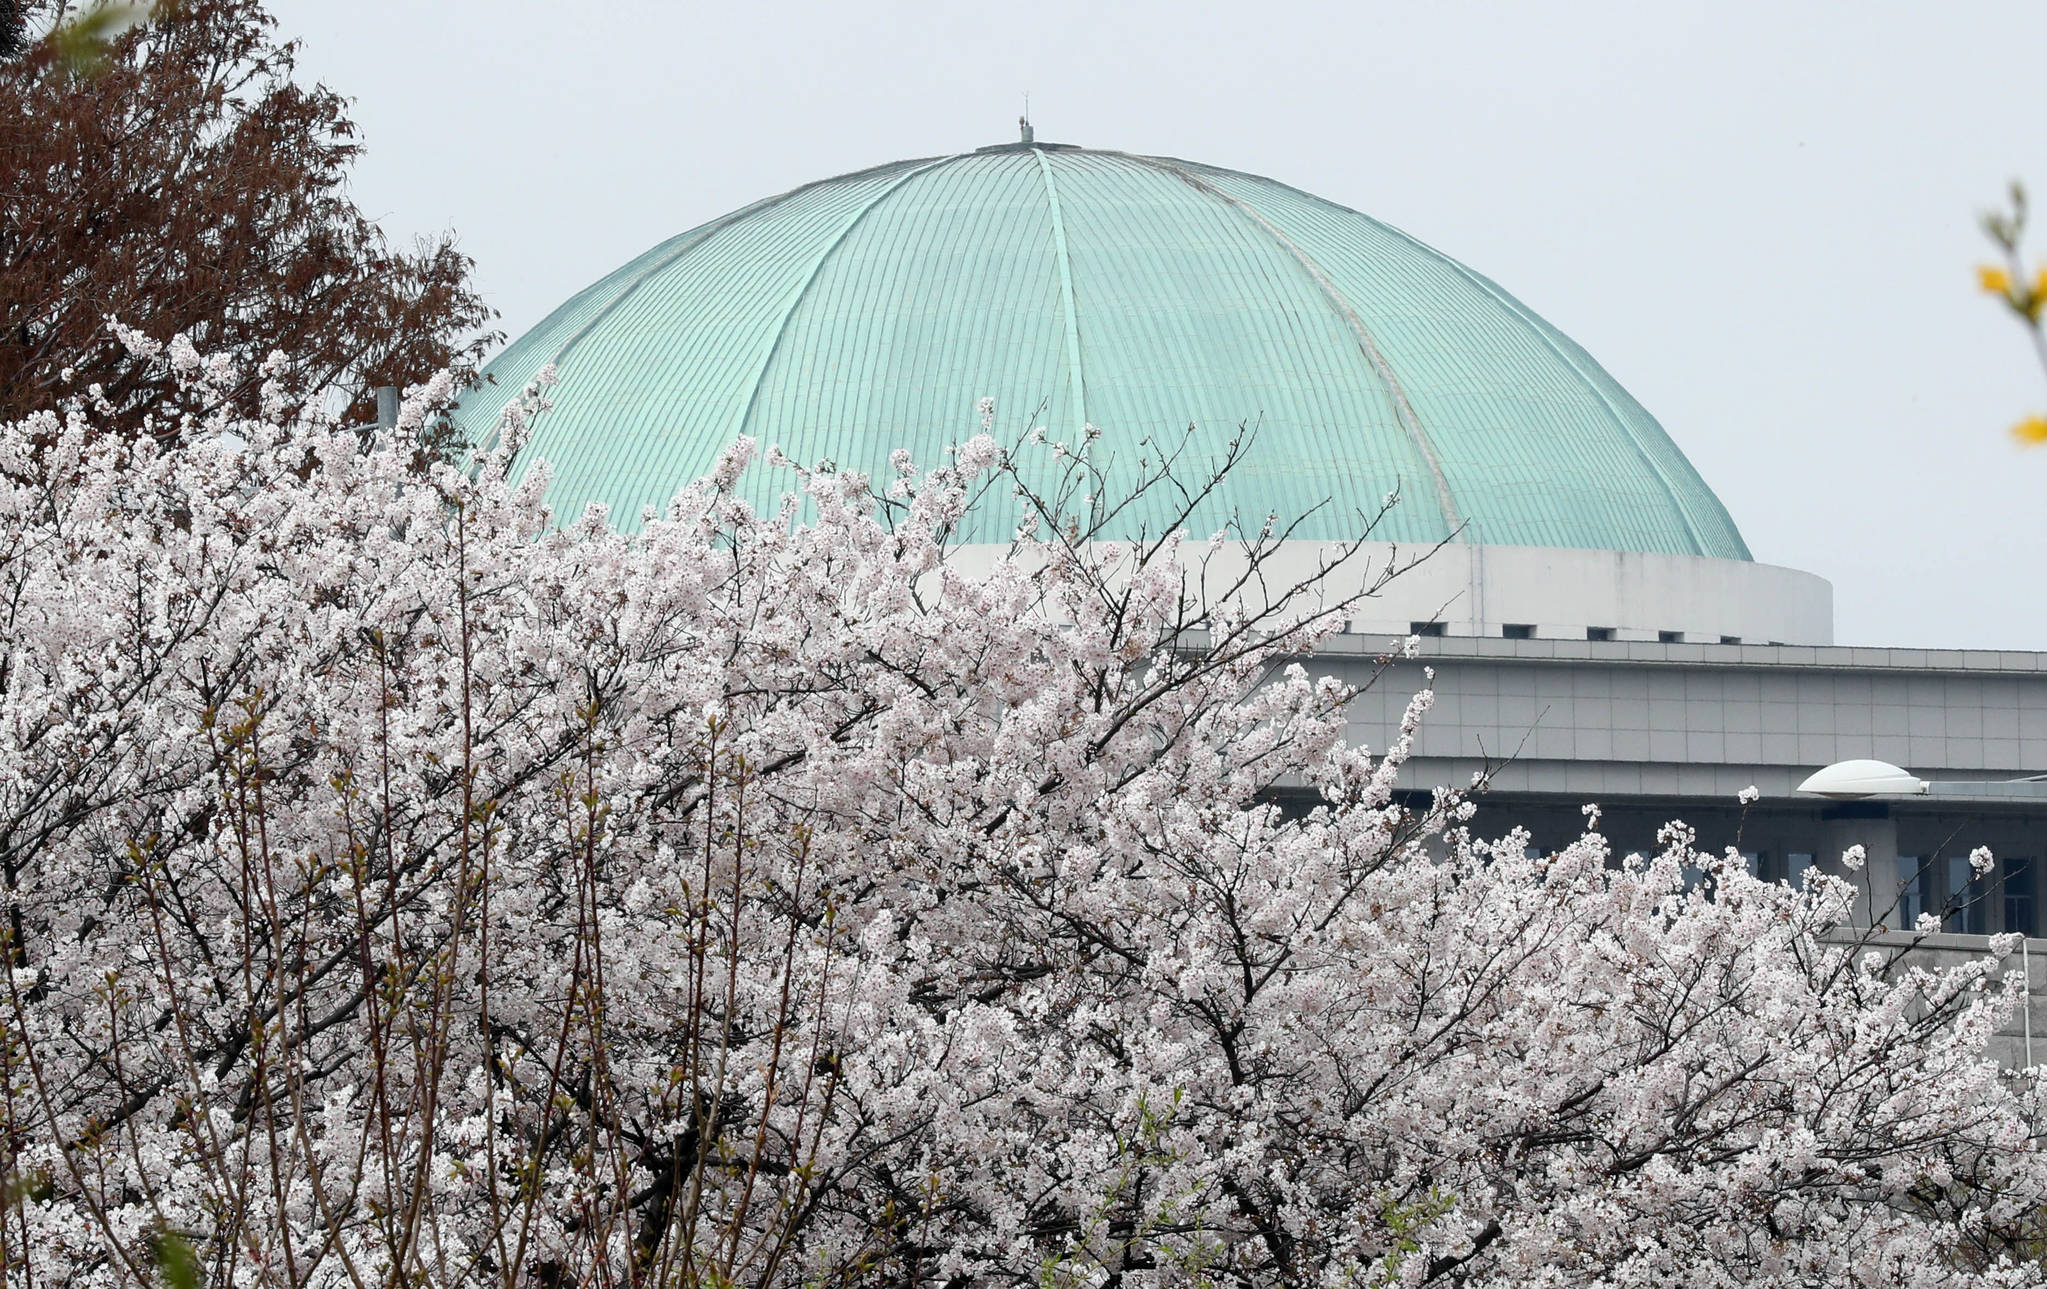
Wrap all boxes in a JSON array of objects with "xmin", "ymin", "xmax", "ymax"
[{"xmin": 456, "ymin": 145, "xmax": 1750, "ymax": 559}]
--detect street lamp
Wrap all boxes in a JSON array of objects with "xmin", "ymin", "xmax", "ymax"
[
  {"xmin": 1798, "ymin": 760, "xmax": 2047, "ymax": 802},
  {"xmin": 1796, "ymin": 759, "xmax": 1928, "ymax": 799}
]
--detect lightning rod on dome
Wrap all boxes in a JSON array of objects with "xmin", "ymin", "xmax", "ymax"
[{"xmin": 1019, "ymin": 95, "xmax": 1033, "ymax": 145}]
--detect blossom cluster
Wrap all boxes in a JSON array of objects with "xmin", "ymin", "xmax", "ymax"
[{"xmin": 0, "ymin": 346, "xmax": 2043, "ymax": 1287}]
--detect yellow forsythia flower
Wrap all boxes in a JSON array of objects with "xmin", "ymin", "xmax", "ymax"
[
  {"xmin": 2011, "ymin": 415, "xmax": 2047, "ymax": 445},
  {"xmin": 1979, "ymin": 265, "xmax": 2014, "ymax": 294}
]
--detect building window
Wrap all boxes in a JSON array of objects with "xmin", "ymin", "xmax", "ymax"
[
  {"xmin": 1658, "ymin": 630, "xmax": 1684, "ymax": 643},
  {"xmin": 1586, "ymin": 626, "xmax": 1615, "ymax": 642},
  {"xmin": 1502, "ymin": 623, "xmax": 1535, "ymax": 639},
  {"xmin": 1409, "ymin": 621, "xmax": 1446, "ymax": 637},
  {"xmin": 1719, "ymin": 635, "xmax": 1741, "ymax": 645},
  {"xmin": 1946, "ymin": 855, "xmax": 1989, "ymax": 934},
  {"xmin": 2007, "ymin": 858, "xmax": 2037, "ymax": 937},
  {"xmin": 1739, "ymin": 851, "xmax": 1798, "ymax": 885},
  {"xmin": 1898, "ymin": 856, "xmax": 1929, "ymax": 928}
]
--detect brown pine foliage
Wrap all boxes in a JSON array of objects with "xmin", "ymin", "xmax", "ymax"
[{"xmin": 0, "ymin": 0, "xmax": 499, "ymax": 438}]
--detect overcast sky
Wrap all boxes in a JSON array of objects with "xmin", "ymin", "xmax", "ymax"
[{"xmin": 268, "ymin": 0, "xmax": 2047, "ymax": 649}]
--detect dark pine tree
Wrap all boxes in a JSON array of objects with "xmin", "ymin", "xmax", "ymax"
[
  {"xmin": 0, "ymin": 1, "xmax": 25, "ymax": 60},
  {"xmin": 0, "ymin": 0, "xmax": 500, "ymax": 440}
]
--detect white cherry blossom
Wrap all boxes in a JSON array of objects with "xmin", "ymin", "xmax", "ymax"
[{"xmin": 0, "ymin": 339, "xmax": 2041, "ymax": 1287}]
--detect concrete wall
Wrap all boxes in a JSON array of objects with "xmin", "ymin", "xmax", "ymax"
[
  {"xmin": 1315, "ymin": 636, "xmax": 2047, "ymax": 799},
  {"xmin": 1319, "ymin": 543, "xmax": 1834, "ymax": 646},
  {"xmin": 947, "ymin": 540, "xmax": 1836, "ymax": 646}
]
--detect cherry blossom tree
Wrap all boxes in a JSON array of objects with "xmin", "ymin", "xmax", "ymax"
[{"xmin": 1, "ymin": 336, "xmax": 2045, "ymax": 1288}]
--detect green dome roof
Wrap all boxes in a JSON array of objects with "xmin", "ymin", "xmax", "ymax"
[{"xmin": 456, "ymin": 142, "xmax": 1750, "ymax": 558}]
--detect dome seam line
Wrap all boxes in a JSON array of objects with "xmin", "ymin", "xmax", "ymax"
[
  {"xmin": 1116, "ymin": 153, "xmax": 1465, "ymax": 544},
  {"xmin": 1425, "ymin": 259, "xmax": 1720, "ymax": 558},
  {"xmin": 472, "ymin": 186, "xmax": 826, "ymax": 462},
  {"xmin": 544, "ymin": 191, "xmax": 803, "ymax": 391},
  {"xmin": 1329, "ymin": 210, "xmax": 1729, "ymax": 560},
  {"xmin": 1030, "ymin": 148, "xmax": 1089, "ymax": 442},
  {"xmin": 466, "ymin": 217, "xmax": 741, "ymax": 458},
  {"xmin": 731, "ymin": 154, "xmax": 966, "ymax": 444},
  {"xmin": 1143, "ymin": 156, "xmax": 1745, "ymax": 559}
]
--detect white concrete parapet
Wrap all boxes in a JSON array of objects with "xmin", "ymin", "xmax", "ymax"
[{"xmin": 945, "ymin": 540, "xmax": 1835, "ymax": 646}]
